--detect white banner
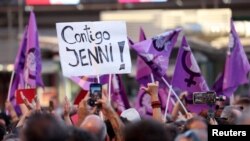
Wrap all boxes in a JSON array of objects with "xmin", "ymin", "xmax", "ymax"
[{"xmin": 56, "ymin": 21, "xmax": 131, "ymax": 77}]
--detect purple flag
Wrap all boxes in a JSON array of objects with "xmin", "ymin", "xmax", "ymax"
[
  {"xmin": 111, "ymin": 74, "xmax": 130, "ymax": 114},
  {"xmin": 172, "ymin": 36, "xmax": 209, "ymax": 113},
  {"xmin": 135, "ymin": 87, "xmax": 173, "ymax": 117},
  {"xmin": 132, "ymin": 28, "xmax": 181, "ymax": 77},
  {"xmin": 24, "ymin": 11, "xmax": 43, "ymax": 88},
  {"xmin": 8, "ymin": 27, "xmax": 28, "ymax": 115},
  {"xmin": 139, "ymin": 27, "xmax": 146, "ymax": 42},
  {"xmin": 9, "ymin": 27, "xmax": 28, "ymax": 100},
  {"xmin": 70, "ymin": 75, "xmax": 109, "ymax": 90},
  {"xmin": 212, "ymin": 72, "xmax": 224, "ymax": 95},
  {"xmin": 136, "ymin": 28, "xmax": 152, "ymax": 85},
  {"xmin": 222, "ymin": 21, "xmax": 250, "ymax": 96},
  {"xmin": 14, "ymin": 27, "xmax": 28, "ymax": 74},
  {"xmin": 134, "ymin": 29, "xmax": 175, "ymax": 116}
]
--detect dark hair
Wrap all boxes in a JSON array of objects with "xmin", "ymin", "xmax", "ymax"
[
  {"xmin": 235, "ymin": 97, "xmax": 250, "ymax": 107},
  {"xmin": 165, "ymin": 124, "xmax": 179, "ymax": 141},
  {"xmin": 0, "ymin": 113, "xmax": 11, "ymax": 127},
  {"xmin": 0, "ymin": 124, "xmax": 6, "ymax": 141},
  {"xmin": 124, "ymin": 119, "xmax": 170, "ymax": 141},
  {"xmin": 22, "ymin": 112, "xmax": 68, "ymax": 141},
  {"xmin": 104, "ymin": 120, "xmax": 115, "ymax": 140},
  {"xmin": 66, "ymin": 127, "xmax": 97, "ymax": 141}
]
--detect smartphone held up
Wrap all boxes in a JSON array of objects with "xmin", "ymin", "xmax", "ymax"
[
  {"xmin": 88, "ymin": 83, "xmax": 102, "ymax": 107},
  {"xmin": 192, "ymin": 91, "xmax": 226, "ymax": 105}
]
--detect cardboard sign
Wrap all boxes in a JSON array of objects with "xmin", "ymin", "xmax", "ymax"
[
  {"xmin": 16, "ymin": 89, "xmax": 36, "ymax": 104},
  {"xmin": 56, "ymin": 21, "xmax": 132, "ymax": 77}
]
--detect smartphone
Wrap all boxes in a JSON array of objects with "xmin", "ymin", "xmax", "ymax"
[
  {"xmin": 88, "ymin": 83, "xmax": 102, "ymax": 107},
  {"xmin": 193, "ymin": 91, "xmax": 216, "ymax": 104}
]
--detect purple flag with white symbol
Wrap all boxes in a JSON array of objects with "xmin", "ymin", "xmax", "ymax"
[
  {"xmin": 132, "ymin": 28, "xmax": 181, "ymax": 78},
  {"xmin": 24, "ymin": 11, "xmax": 43, "ymax": 88},
  {"xmin": 222, "ymin": 21, "xmax": 250, "ymax": 96},
  {"xmin": 70, "ymin": 75, "xmax": 109, "ymax": 90},
  {"xmin": 111, "ymin": 74, "xmax": 130, "ymax": 114},
  {"xmin": 172, "ymin": 36, "xmax": 209, "ymax": 113}
]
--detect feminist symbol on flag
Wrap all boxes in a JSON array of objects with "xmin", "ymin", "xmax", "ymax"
[
  {"xmin": 181, "ymin": 49, "xmax": 201, "ymax": 87},
  {"xmin": 24, "ymin": 48, "xmax": 36, "ymax": 86},
  {"xmin": 152, "ymin": 36, "xmax": 170, "ymax": 52}
]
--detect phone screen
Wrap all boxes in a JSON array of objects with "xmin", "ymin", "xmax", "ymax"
[
  {"xmin": 193, "ymin": 91, "xmax": 216, "ymax": 104},
  {"xmin": 89, "ymin": 83, "xmax": 102, "ymax": 107}
]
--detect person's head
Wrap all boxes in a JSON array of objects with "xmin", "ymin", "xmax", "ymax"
[
  {"xmin": 0, "ymin": 124, "xmax": 6, "ymax": 141},
  {"xmin": 3, "ymin": 133, "xmax": 20, "ymax": 141},
  {"xmin": 80, "ymin": 115, "xmax": 106, "ymax": 141},
  {"xmin": 175, "ymin": 129, "xmax": 207, "ymax": 141},
  {"xmin": 124, "ymin": 119, "xmax": 170, "ymax": 141},
  {"xmin": 165, "ymin": 124, "xmax": 179, "ymax": 141},
  {"xmin": 0, "ymin": 113, "xmax": 10, "ymax": 128},
  {"xmin": 183, "ymin": 116, "xmax": 207, "ymax": 132},
  {"xmin": 220, "ymin": 106, "xmax": 242, "ymax": 125},
  {"xmin": 21, "ymin": 112, "xmax": 68, "ymax": 141},
  {"xmin": 171, "ymin": 120, "xmax": 186, "ymax": 133},
  {"xmin": 237, "ymin": 108, "xmax": 250, "ymax": 124},
  {"xmin": 66, "ymin": 127, "xmax": 97, "ymax": 141},
  {"xmin": 234, "ymin": 97, "xmax": 250, "ymax": 111}
]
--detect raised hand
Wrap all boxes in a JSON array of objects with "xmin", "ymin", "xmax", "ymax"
[
  {"xmin": 63, "ymin": 96, "xmax": 71, "ymax": 117},
  {"xmin": 141, "ymin": 81, "xmax": 159, "ymax": 102}
]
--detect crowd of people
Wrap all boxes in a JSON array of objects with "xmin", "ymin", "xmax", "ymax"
[{"xmin": 1, "ymin": 81, "xmax": 250, "ymax": 141}]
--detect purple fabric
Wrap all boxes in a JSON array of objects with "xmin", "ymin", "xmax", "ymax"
[
  {"xmin": 135, "ymin": 87, "xmax": 173, "ymax": 117},
  {"xmin": 9, "ymin": 27, "xmax": 28, "ymax": 102},
  {"xmin": 139, "ymin": 27, "xmax": 146, "ymax": 42},
  {"xmin": 136, "ymin": 28, "xmax": 152, "ymax": 85},
  {"xmin": 70, "ymin": 75, "xmax": 109, "ymax": 90},
  {"xmin": 212, "ymin": 72, "xmax": 224, "ymax": 95},
  {"xmin": 132, "ymin": 28, "xmax": 181, "ymax": 77},
  {"xmin": 9, "ymin": 27, "xmax": 28, "ymax": 115},
  {"xmin": 111, "ymin": 74, "xmax": 130, "ymax": 113},
  {"xmin": 221, "ymin": 20, "xmax": 250, "ymax": 96},
  {"xmin": 24, "ymin": 11, "xmax": 43, "ymax": 88},
  {"xmin": 171, "ymin": 36, "xmax": 209, "ymax": 113},
  {"xmin": 14, "ymin": 27, "xmax": 28, "ymax": 73}
]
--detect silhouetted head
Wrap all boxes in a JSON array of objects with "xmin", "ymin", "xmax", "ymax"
[
  {"xmin": 21, "ymin": 112, "xmax": 68, "ymax": 141},
  {"xmin": 66, "ymin": 127, "xmax": 97, "ymax": 141},
  {"xmin": 124, "ymin": 119, "xmax": 170, "ymax": 141},
  {"xmin": 80, "ymin": 115, "xmax": 106, "ymax": 141},
  {"xmin": 183, "ymin": 116, "xmax": 207, "ymax": 132}
]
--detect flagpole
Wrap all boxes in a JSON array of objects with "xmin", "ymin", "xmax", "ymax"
[
  {"xmin": 164, "ymin": 85, "xmax": 172, "ymax": 118},
  {"xmin": 108, "ymin": 74, "xmax": 112, "ymax": 103},
  {"xmin": 97, "ymin": 75, "xmax": 100, "ymax": 83},
  {"xmin": 7, "ymin": 71, "xmax": 15, "ymax": 101},
  {"xmin": 161, "ymin": 77, "xmax": 188, "ymax": 114},
  {"xmin": 150, "ymin": 73, "xmax": 155, "ymax": 83}
]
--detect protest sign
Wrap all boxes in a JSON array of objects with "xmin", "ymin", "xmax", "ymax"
[
  {"xmin": 56, "ymin": 21, "xmax": 131, "ymax": 77},
  {"xmin": 15, "ymin": 88, "xmax": 36, "ymax": 104}
]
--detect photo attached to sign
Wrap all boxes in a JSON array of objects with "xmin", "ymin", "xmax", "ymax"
[{"xmin": 56, "ymin": 21, "xmax": 132, "ymax": 77}]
